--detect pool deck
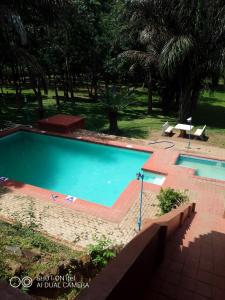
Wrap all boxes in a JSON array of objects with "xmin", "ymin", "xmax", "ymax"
[
  {"xmin": 1, "ymin": 127, "xmax": 224, "ymax": 299},
  {"xmin": 0, "ymin": 126, "xmax": 224, "ymax": 225}
]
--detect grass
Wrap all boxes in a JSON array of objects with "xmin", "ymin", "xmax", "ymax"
[
  {"xmin": 0, "ymin": 218, "xmax": 87, "ymax": 299},
  {"xmin": 0, "ymin": 220, "xmax": 81, "ymax": 280},
  {"xmin": 1, "ymin": 85, "xmax": 225, "ymax": 147}
]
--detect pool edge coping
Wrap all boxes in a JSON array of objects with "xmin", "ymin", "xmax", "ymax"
[
  {"xmin": 1, "ymin": 127, "xmax": 224, "ymax": 223},
  {"xmin": 175, "ymin": 152, "xmax": 225, "ymax": 185},
  {"xmin": 0, "ymin": 127, "xmax": 159, "ymax": 223}
]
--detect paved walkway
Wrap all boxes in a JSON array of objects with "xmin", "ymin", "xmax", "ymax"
[
  {"xmin": 91, "ymin": 129, "xmax": 225, "ymax": 300},
  {"xmin": 74, "ymin": 129, "xmax": 225, "ymax": 160},
  {"xmin": 0, "ymin": 188, "xmax": 159, "ymax": 248},
  {"xmin": 0, "ymin": 129, "xmax": 224, "ymax": 251},
  {"xmin": 143, "ymin": 212, "xmax": 225, "ymax": 300}
]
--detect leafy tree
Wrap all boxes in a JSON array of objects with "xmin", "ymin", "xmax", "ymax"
[
  {"xmin": 0, "ymin": 0, "xmax": 70, "ymax": 117},
  {"xmin": 88, "ymin": 236, "xmax": 117, "ymax": 270},
  {"xmin": 123, "ymin": 0, "xmax": 225, "ymax": 121},
  {"xmin": 157, "ymin": 188, "xmax": 189, "ymax": 215},
  {"xmin": 100, "ymin": 85, "xmax": 134, "ymax": 134}
]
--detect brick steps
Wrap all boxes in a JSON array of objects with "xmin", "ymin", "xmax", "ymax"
[{"xmin": 142, "ymin": 213, "xmax": 225, "ymax": 300}]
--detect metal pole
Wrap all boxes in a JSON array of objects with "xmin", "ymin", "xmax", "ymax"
[
  {"xmin": 137, "ymin": 172, "xmax": 144, "ymax": 231},
  {"xmin": 187, "ymin": 117, "xmax": 192, "ymax": 149},
  {"xmin": 188, "ymin": 120, "xmax": 191, "ymax": 148}
]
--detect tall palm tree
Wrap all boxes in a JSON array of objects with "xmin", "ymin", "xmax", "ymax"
[{"xmin": 122, "ymin": 0, "xmax": 225, "ymax": 122}]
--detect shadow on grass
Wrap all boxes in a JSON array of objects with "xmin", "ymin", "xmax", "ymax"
[
  {"xmin": 193, "ymin": 101, "xmax": 225, "ymax": 129},
  {"xmin": 119, "ymin": 127, "xmax": 148, "ymax": 139},
  {"xmin": 52, "ymin": 95, "xmax": 94, "ymax": 104},
  {"xmin": 122, "ymin": 108, "xmax": 177, "ymax": 124},
  {"xmin": 2, "ymin": 86, "xmax": 225, "ymax": 137},
  {"xmin": 43, "ymin": 103, "xmax": 107, "ymax": 132},
  {"xmin": 198, "ymin": 93, "xmax": 225, "ymax": 105},
  {"xmin": 101, "ymin": 127, "xmax": 147, "ymax": 139}
]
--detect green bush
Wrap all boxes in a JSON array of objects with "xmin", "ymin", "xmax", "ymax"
[
  {"xmin": 157, "ymin": 188, "xmax": 189, "ymax": 215},
  {"xmin": 88, "ymin": 236, "xmax": 117, "ymax": 270}
]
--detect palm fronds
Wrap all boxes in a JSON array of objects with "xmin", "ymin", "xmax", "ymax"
[
  {"xmin": 159, "ymin": 36, "xmax": 194, "ymax": 79},
  {"xmin": 120, "ymin": 50, "xmax": 157, "ymax": 69}
]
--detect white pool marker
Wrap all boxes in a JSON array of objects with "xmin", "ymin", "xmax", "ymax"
[
  {"xmin": 0, "ymin": 176, "xmax": 8, "ymax": 183},
  {"xmin": 51, "ymin": 194, "xmax": 58, "ymax": 201},
  {"xmin": 66, "ymin": 195, "xmax": 77, "ymax": 202}
]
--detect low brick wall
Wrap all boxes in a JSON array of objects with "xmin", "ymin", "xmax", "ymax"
[
  {"xmin": 143, "ymin": 203, "xmax": 196, "ymax": 239},
  {"xmin": 77, "ymin": 203, "xmax": 195, "ymax": 300}
]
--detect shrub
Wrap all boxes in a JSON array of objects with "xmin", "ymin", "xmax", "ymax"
[
  {"xmin": 157, "ymin": 188, "xmax": 189, "ymax": 215},
  {"xmin": 88, "ymin": 236, "xmax": 117, "ymax": 270}
]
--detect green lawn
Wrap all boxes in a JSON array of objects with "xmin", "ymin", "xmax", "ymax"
[
  {"xmin": 0, "ymin": 220, "xmax": 81, "ymax": 279},
  {"xmin": 1, "ymin": 85, "xmax": 225, "ymax": 147}
]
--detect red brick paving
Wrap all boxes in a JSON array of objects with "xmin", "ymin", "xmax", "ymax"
[
  {"xmin": 143, "ymin": 140, "xmax": 225, "ymax": 300},
  {"xmin": 0, "ymin": 127, "xmax": 225, "ymax": 299},
  {"xmin": 1, "ymin": 127, "xmax": 224, "ymax": 224},
  {"xmin": 143, "ymin": 213, "xmax": 225, "ymax": 300}
]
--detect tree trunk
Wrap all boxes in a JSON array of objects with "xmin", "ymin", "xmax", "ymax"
[
  {"xmin": 62, "ymin": 71, "xmax": 69, "ymax": 102},
  {"xmin": 190, "ymin": 87, "xmax": 200, "ymax": 111},
  {"xmin": 37, "ymin": 84, "xmax": 44, "ymax": 119},
  {"xmin": 178, "ymin": 84, "xmax": 193, "ymax": 122},
  {"xmin": 11, "ymin": 63, "xmax": 23, "ymax": 109},
  {"xmin": 54, "ymin": 73, "xmax": 60, "ymax": 109},
  {"xmin": 147, "ymin": 71, "xmax": 152, "ymax": 114},
  {"xmin": 108, "ymin": 110, "xmax": 119, "ymax": 134},
  {"xmin": 91, "ymin": 73, "xmax": 98, "ymax": 102},
  {"xmin": 70, "ymin": 78, "xmax": 75, "ymax": 102},
  {"xmin": 212, "ymin": 74, "xmax": 219, "ymax": 89},
  {"xmin": 32, "ymin": 78, "xmax": 44, "ymax": 119}
]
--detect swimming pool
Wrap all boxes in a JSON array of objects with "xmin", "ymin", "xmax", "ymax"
[
  {"xmin": 176, "ymin": 155, "xmax": 225, "ymax": 181},
  {"xmin": 143, "ymin": 171, "xmax": 166, "ymax": 185},
  {"xmin": 0, "ymin": 131, "xmax": 154, "ymax": 207}
]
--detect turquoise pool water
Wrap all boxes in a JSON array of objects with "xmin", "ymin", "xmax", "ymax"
[
  {"xmin": 176, "ymin": 155, "xmax": 225, "ymax": 181},
  {"xmin": 143, "ymin": 172, "xmax": 165, "ymax": 185},
  {"xmin": 0, "ymin": 131, "xmax": 153, "ymax": 207}
]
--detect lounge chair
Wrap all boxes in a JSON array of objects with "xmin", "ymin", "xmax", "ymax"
[
  {"xmin": 193, "ymin": 125, "xmax": 206, "ymax": 140},
  {"xmin": 161, "ymin": 121, "xmax": 174, "ymax": 136}
]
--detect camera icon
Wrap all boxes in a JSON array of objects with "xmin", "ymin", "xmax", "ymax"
[
  {"xmin": 9, "ymin": 276, "xmax": 33, "ymax": 288},
  {"xmin": 22, "ymin": 276, "xmax": 33, "ymax": 288}
]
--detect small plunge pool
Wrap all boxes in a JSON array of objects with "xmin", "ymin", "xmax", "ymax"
[
  {"xmin": 176, "ymin": 155, "xmax": 225, "ymax": 181},
  {"xmin": 143, "ymin": 171, "xmax": 166, "ymax": 185}
]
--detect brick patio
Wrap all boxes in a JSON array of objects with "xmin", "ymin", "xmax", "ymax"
[
  {"xmin": 0, "ymin": 128, "xmax": 224, "ymax": 251},
  {"xmin": 59, "ymin": 131, "xmax": 225, "ymax": 298},
  {"xmin": 0, "ymin": 189, "xmax": 159, "ymax": 248},
  {"xmin": 0, "ymin": 129, "xmax": 225, "ymax": 299},
  {"xmin": 143, "ymin": 212, "xmax": 225, "ymax": 300}
]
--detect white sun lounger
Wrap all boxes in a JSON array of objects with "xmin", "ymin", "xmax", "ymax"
[
  {"xmin": 161, "ymin": 121, "xmax": 174, "ymax": 136},
  {"xmin": 194, "ymin": 125, "xmax": 206, "ymax": 140}
]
